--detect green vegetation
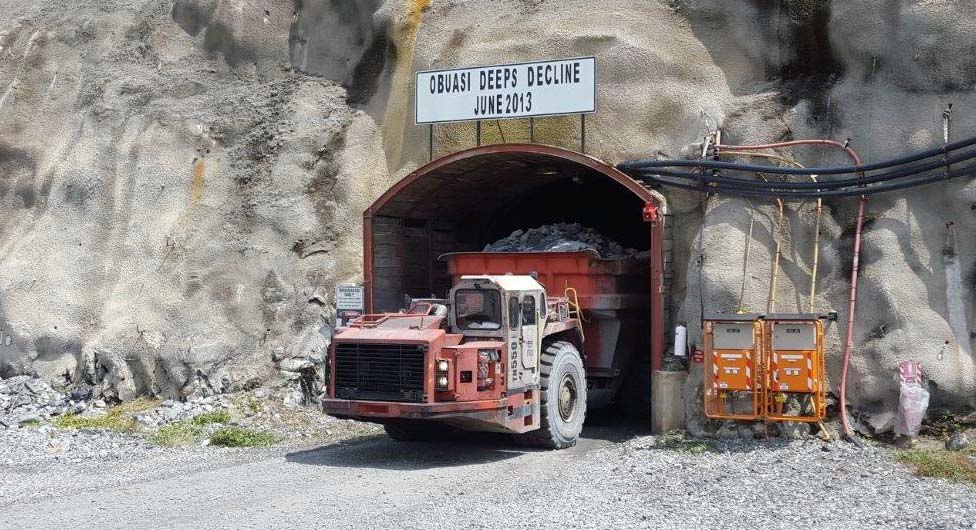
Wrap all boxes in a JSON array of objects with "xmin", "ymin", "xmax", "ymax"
[
  {"xmin": 54, "ymin": 398, "xmax": 158, "ymax": 433},
  {"xmin": 246, "ymin": 397, "xmax": 261, "ymax": 414},
  {"xmin": 656, "ymin": 434, "xmax": 718, "ymax": 454},
  {"xmin": 151, "ymin": 423, "xmax": 204, "ymax": 447},
  {"xmin": 209, "ymin": 426, "xmax": 278, "ymax": 448},
  {"xmin": 896, "ymin": 448, "xmax": 976, "ymax": 485},
  {"xmin": 190, "ymin": 410, "xmax": 231, "ymax": 426}
]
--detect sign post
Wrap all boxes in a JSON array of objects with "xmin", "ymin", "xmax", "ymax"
[
  {"xmin": 416, "ymin": 57, "xmax": 596, "ymax": 125},
  {"xmin": 335, "ymin": 285, "xmax": 364, "ymax": 328}
]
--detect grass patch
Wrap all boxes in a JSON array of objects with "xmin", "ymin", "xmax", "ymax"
[
  {"xmin": 209, "ymin": 426, "xmax": 277, "ymax": 448},
  {"xmin": 896, "ymin": 449, "xmax": 976, "ymax": 485},
  {"xmin": 54, "ymin": 397, "xmax": 158, "ymax": 433},
  {"xmin": 152, "ymin": 409, "xmax": 231, "ymax": 447},
  {"xmin": 190, "ymin": 410, "xmax": 231, "ymax": 426},
  {"xmin": 151, "ymin": 423, "xmax": 204, "ymax": 447},
  {"xmin": 656, "ymin": 434, "xmax": 718, "ymax": 454},
  {"xmin": 246, "ymin": 397, "xmax": 261, "ymax": 414}
]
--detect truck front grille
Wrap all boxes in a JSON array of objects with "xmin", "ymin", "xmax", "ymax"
[{"xmin": 334, "ymin": 342, "xmax": 427, "ymax": 402}]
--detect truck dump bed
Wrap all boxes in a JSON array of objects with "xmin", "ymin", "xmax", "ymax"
[{"xmin": 442, "ymin": 250, "xmax": 650, "ymax": 407}]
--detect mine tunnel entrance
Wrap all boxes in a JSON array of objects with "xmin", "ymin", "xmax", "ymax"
[
  {"xmin": 363, "ymin": 144, "xmax": 667, "ymax": 411},
  {"xmin": 365, "ymin": 144, "xmax": 661, "ymax": 309}
]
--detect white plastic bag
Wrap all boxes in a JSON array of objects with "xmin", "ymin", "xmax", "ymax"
[
  {"xmin": 895, "ymin": 383, "xmax": 930, "ymax": 437},
  {"xmin": 894, "ymin": 361, "xmax": 929, "ymax": 437}
]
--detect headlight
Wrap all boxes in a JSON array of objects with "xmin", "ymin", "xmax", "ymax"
[
  {"xmin": 436, "ymin": 360, "xmax": 449, "ymax": 372},
  {"xmin": 436, "ymin": 375, "xmax": 449, "ymax": 389}
]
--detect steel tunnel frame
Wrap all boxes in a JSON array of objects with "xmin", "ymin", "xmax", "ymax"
[{"xmin": 361, "ymin": 143, "xmax": 668, "ymax": 374}]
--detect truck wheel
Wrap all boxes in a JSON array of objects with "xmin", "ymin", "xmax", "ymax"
[
  {"xmin": 522, "ymin": 340, "xmax": 586, "ymax": 449},
  {"xmin": 383, "ymin": 420, "xmax": 441, "ymax": 442}
]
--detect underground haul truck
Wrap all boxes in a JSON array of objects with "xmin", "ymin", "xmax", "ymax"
[
  {"xmin": 325, "ymin": 251, "xmax": 647, "ymax": 448},
  {"xmin": 322, "ymin": 144, "xmax": 668, "ymax": 449}
]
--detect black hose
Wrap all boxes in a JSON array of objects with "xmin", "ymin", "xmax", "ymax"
[
  {"xmin": 630, "ymin": 150, "xmax": 976, "ymax": 190},
  {"xmin": 637, "ymin": 164, "xmax": 976, "ymax": 198},
  {"xmin": 621, "ymin": 145, "xmax": 976, "ymax": 179},
  {"xmin": 618, "ymin": 134, "xmax": 976, "ymax": 175}
]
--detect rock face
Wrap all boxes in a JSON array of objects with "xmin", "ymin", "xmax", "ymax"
[
  {"xmin": 0, "ymin": 375, "xmax": 72, "ymax": 426},
  {"xmin": 0, "ymin": 0, "xmax": 388, "ymax": 398},
  {"xmin": 1, "ymin": 0, "xmax": 975, "ymax": 428}
]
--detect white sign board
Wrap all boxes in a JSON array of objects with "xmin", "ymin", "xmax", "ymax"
[
  {"xmin": 335, "ymin": 285, "xmax": 364, "ymax": 311},
  {"xmin": 416, "ymin": 57, "xmax": 596, "ymax": 124},
  {"xmin": 713, "ymin": 323, "xmax": 756, "ymax": 350},
  {"xmin": 772, "ymin": 323, "xmax": 817, "ymax": 350}
]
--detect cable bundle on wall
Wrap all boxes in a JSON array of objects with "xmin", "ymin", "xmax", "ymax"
[
  {"xmin": 621, "ymin": 136, "xmax": 890, "ymax": 442},
  {"xmin": 617, "ymin": 135, "xmax": 976, "ymax": 198}
]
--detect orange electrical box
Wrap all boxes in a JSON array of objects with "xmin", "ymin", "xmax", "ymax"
[
  {"xmin": 702, "ymin": 313, "xmax": 827, "ymax": 424},
  {"xmin": 764, "ymin": 315, "xmax": 826, "ymax": 422},
  {"xmin": 702, "ymin": 314, "xmax": 764, "ymax": 421}
]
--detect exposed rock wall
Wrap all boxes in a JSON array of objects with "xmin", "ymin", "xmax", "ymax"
[{"xmin": 0, "ymin": 0, "xmax": 388, "ymax": 399}]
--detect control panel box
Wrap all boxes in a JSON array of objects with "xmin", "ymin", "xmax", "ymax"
[
  {"xmin": 702, "ymin": 314, "xmax": 764, "ymax": 421},
  {"xmin": 703, "ymin": 313, "xmax": 827, "ymax": 423},
  {"xmin": 711, "ymin": 322, "xmax": 757, "ymax": 391},
  {"xmin": 769, "ymin": 321, "xmax": 819, "ymax": 392},
  {"xmin": 764, "ymin": 315, "xmax": 826, "ymax": 422}
]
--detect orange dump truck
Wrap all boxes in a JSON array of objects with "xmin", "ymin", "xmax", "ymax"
[{"xmin": 324, "ymin": 250, "xmax": 650, "ymax": 448}]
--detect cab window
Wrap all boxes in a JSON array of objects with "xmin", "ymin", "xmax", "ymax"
[
  {"xmin": 522, "ymin": 295, "xmax": 536, "ymax": 326},
  {"xmin": 508, "ymin": 296, "xmax": 520, "ymax": 330},
  {"xmin": 455, "ymin": 289, "xmax": 502, "ymax": 330}
]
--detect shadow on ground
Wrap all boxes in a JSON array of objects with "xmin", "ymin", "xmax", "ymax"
[
  {"xmin": 285, "ymin": 433, "xmax": 523, "ymax": 470},
  {"xmin": 286, "ymin": 413, "xmax": 649, "ymax": 471}
]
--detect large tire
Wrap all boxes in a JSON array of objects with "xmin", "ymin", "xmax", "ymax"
[
  {"xmin": 521, "ymin": 340, "xmax": 587, "ymax": 449},
  {"xmin": 383, "ymin": 420, "xmax": 442, "ymax": 442}
]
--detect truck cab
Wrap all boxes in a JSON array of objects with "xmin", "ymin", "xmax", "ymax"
[
  {"xmin": 451, "ymin": 276, "xmax": 545, "ymax": 391},
  {"xmin": 324, "ymin": 274, "xmax": 586, "ymax": 448}
]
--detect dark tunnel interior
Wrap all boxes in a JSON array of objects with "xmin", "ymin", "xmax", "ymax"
[{"xmin": 367, "ymin": 146, "xmax": 654, "ymax": 311}]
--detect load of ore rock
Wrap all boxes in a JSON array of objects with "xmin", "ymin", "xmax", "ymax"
[{"xmin": 483, "ymin": 223, "xmax": 637, "ymax": 259}]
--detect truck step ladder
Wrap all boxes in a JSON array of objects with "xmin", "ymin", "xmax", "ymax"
[{"xmin": 564, "ymin": 286, "xmax": 587, "ymax": 341}]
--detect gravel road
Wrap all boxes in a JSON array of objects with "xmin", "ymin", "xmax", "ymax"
[{"xmin": 3, "ymin": 420, "xmax": 974, "ymax": 530}]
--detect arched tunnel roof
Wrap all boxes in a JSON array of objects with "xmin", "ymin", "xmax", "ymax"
[{"xmin": 368, "ymin": 144, "xmax": 662, "ymax": 220}]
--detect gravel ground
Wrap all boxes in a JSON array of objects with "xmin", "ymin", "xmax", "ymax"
[
  {"xmin": 1, "ymin": 422, "xmax": 973, "ymax": 530},
  {"xmin": 0, "ymin": 413, "xmax": 380, "ymax": 507}
]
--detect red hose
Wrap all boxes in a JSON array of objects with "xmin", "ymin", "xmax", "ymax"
[
  {"xmin": 716, "ymin": 139, "xmax": 861, "ymax": 167},
  {"xmin": 839, "ymin": 196, "xmax": 866, "ymax": 439},
  {"xmin": 717, "ymin": 139, "xmax": 864, "ymax": 440}
]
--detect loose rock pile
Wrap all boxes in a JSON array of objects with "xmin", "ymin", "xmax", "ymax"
[
  {"xmin": 1, "ymin": 424, "xmax": 152, "ymax": 468},
  {"xmin": 0, "ymin": 376, "xmax": 84, "ymax": 427},
  {"xmin": 484, "ymin": 223, "xmax": 637, "ymax": 259},
  {"xmin": 134, "ymin": 396, "xmax": 232, "ymax": 428},
  {"xmin": 0, "ymin": 372, "xmax": 317, "ymax": 432}
]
